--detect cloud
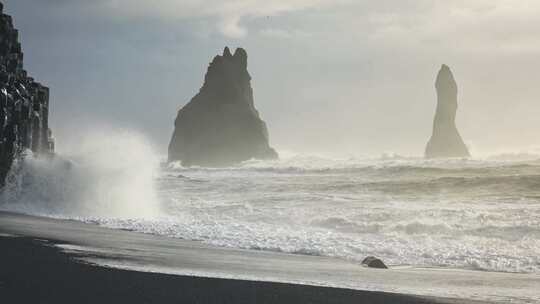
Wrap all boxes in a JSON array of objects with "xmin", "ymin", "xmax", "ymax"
[
  {"xmin": 90, "ymin": 0, "xmax": 352, "ymax": 38},
  {"xmin": 354, "ymin": 0, "xmax": 540, "ymax": 54},
  {"xmin": 23, "ymin": 0, "xmax": 540, "ymax": 46},
  {"xmin": 6, "ymin": 0, "xmax": 540, "ymax": 154}
]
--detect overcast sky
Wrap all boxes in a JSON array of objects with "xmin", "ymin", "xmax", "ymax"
[{"xmin": 4, "ymin": 0, "xmax": 540, "ymax": 157}]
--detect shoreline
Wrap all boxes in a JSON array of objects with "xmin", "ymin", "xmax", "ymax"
[
  {"xmin": 1, "ymin": 211, "xmax": 537, "ymax": 303},
  {"xmin": 0, "ymin": 235, "xmax": 459, "ymax": 304}
]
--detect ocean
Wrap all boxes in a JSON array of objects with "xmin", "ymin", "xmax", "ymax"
[{"xmin": 1, "ymin": 131, "xmax": 539, "ymax": 276}]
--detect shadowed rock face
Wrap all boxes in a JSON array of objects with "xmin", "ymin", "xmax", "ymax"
[
  {"xmin": 0, "ymin": 3, "xmax": 54, "ymax": 185},
  {"xmin": 425, "ymin": 65, "xmax": 469, "ymax": 158},
  {"xmin": 168, "ymin": 47, "xmax": 277, "ymax": 166}
]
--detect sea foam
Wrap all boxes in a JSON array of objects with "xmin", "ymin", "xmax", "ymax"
[{"xmin": 2, "ymin": 148, "xmax": 540, "ymax": 274}]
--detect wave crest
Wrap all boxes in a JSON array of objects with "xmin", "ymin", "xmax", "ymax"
[{"xmin": 0, "ymin": 129, "xmax": 161, "ymax": 219}]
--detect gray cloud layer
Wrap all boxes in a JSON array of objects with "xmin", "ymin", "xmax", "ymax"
[{"xmin": 5, "ymin": 0, "xmax": 540, "ymax": 156}]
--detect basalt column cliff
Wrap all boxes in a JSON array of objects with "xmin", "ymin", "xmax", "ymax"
[
  {"xmin": 425, "ymin": 65, "xmax": 469, "ymax": 158},
  {"xmin": 168, "ymin": 47, "xmax": 277, "ymax": 166},
  {"xmin": 0, "ymin": 3, "xmax": 54, "ymax": 185}
]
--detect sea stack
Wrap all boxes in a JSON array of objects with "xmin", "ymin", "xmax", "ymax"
[
  {"xmin": 425, "ymin": 65, "xmax": 469, "ymax": 158},
  {"xmin": 0, "ymin": 2, "xmax": 54, "ymax": 185},
  {"xmin": 168, "ymin": 47, "xmax": 277, "ymax": 166}
]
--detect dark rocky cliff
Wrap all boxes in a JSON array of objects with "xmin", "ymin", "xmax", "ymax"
[
  {"xmin": 425, "ymin": 65, "xmax": 469, "ymax": 158},
  {"xmin": 0, "ymin": 2, "xmax": 54, "ymax": 185},
  {"xmin": 168, "ymin": 47, "xmax": 277, "ymax": 166}
]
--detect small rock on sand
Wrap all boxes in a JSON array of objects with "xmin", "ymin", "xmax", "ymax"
[{"xmin": 362, "ymin": 256, "xmax": 388, "ymax": 269}]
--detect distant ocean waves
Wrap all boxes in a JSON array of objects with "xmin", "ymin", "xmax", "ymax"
[
  {"xmin": 2, "ymin": 152, "xmax": 540, "ymax": 274},
  {"xmin": 167, "ymin": 152, "xmax": 540, "ymax": 175},
  {"xmin": 166, "ymin": 154, "xmax": 540, "ymax": 198},
  {"xmin": 151, "ymin": 154, "xmax": 540, "ymax": 273}
]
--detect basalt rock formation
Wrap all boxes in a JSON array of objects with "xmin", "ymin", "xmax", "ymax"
[
  {"xmin": 168, "ymin": 47, "xmax": 277, "ymax": 166},
  {"xmin": 0, "ymin": 2, "xmax": 54, "ymax": 185},
  {"xmin": 425, "ymin": 65, "xmax": 469, "ymax": 158}
]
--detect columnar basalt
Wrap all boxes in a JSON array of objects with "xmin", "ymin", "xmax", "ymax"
[
  {"xmin": 425, "ymin": 64, "xmax": 469, "ymax": 158},
  {"xmin": 168, "ymin": 47, "xmax": 277, "ymax": 166},
  {"xmin": 0, "ymin": 2, "xmax": 54, "ymax": 185}
]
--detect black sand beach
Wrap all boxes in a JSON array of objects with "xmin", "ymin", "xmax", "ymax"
[
  {"xmin": 0, "ymin": 236, "xmax": 465, "ymax": 304},
  {"xmin": 1, "ymin": 212, "xmax": 536, "ymax": 303}
]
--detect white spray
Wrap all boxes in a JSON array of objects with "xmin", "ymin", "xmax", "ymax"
[{"xmin": 0, "ymin": 128, "xmax": 161, "ymax": 219}]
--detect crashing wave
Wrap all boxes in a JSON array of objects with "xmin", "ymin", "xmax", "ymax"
[{"xmin": 0, "ymin": 129, "xmax": 161, "ymax": 219}]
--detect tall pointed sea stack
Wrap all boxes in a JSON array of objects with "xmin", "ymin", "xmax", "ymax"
[
  {"xmin": 0, "ymin": 2, "xmax": 54, "ymax": 185},
  {"xmin": 425, "ymin": 65, "xmax": 469, "ymax": 158},
  {"xmin": 168, "ymin": 47, "xmax": 277, "ymax": 166}
]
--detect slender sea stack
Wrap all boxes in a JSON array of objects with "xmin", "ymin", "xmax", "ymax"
[
  {"xmin": 425, "ymin": 65, "xmax": 469, "ymax": 158},
  {"xmin": 0, "ymin": 2, "xmax": 54, "ymax": 185},
  {"xmin": 168, "ymin": 47, "xmax": 277, "ymax": 166}
]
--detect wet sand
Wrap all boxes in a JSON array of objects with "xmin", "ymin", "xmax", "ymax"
[
  {"xmin": 1, "ymin": 211, "xmax": 535, "ymax": 303},
  {"xmin": 0, "ymin": 236, "xmax": 466, "ymax": 304}
]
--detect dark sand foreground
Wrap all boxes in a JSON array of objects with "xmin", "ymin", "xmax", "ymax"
[
  {"xmin": 0, "ymin": 236, "xmax": 462, "ymax": 304},
  {"xmin": 1, "ymin": 212, "xmax": 535, "ymax": 303}
]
